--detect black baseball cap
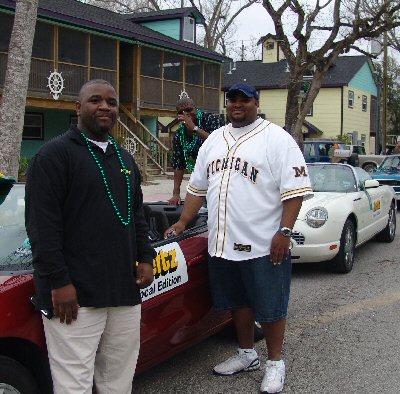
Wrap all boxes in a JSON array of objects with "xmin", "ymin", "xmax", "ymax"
[{"xmin": 226, "ymin": 83, "xmax": 259, "ymax": 100}]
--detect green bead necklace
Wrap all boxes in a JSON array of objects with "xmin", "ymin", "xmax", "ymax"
[
  {"xmin": 81, "ymin": 131, "xmax": 132, "ymax": 226},
  {"xmin": 178, "ymin": 109, "xmax": 203, "ymax": 173}
]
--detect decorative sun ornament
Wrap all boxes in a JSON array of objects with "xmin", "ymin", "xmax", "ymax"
[
  {"xmin": 179, "ymin": 90, "xmax": 190, "ymax": 100},
  {"xmin": 47, "ymin": 70, "xmax": 65, "ymax": 100}
]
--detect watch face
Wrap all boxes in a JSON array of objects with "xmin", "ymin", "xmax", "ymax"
[{"xmin": 280, "ymin": 228, "xmax": 291, "ymax": 237}]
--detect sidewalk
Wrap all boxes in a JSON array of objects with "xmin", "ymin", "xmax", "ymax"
[{"xmin": 141, "ymin": 177, "xmax": 189, "ymax": 202}]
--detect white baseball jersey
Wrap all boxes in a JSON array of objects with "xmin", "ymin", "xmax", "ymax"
[{"xmin": 187, "ymin": 117, "xmax": 312, "ymax": 261}]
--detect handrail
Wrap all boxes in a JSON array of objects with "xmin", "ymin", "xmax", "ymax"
[
  {"xmin": 119, "ymin": 104, "xmax": 137, "ymax": 124},
  {"xmin": 136, "ymin": 118, "xmax": 170, "ymax": 151},
  {"xmin": 117, "ymin": 119, "xmax": 149, "ymax": 151}
]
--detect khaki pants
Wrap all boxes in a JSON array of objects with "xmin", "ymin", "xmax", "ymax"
[{"xmin": 42, "ymin": 305, "xmax": 141, "ymax": 394}]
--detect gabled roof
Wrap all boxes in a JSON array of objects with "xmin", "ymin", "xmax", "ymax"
[
  {"xmin": 0, "ymin": 0, "xmax": 226, "ymax": 62},
  {"xmin": 222, "ymin": 56, "xmax": 371, "ymax": 90},
  {"xmin": 125, "ymin": 7, "xmax": 204, "ymax": 24}
]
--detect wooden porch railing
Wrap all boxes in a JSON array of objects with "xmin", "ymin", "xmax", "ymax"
[
  {"xmin": 114, "ymin": 119, "xmax": 150, "ymax": 182},
  {"xmin": 119, "ymin": 105, "xmax": 169, "ymax": 175}
]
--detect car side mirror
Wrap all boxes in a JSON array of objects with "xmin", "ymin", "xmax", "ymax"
[{"xmin": 364, "ymin": 179, "xmax": 380, "ymax": 189}]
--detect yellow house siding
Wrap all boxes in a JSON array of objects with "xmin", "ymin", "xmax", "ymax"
[
  {"xmin": 306, "ymin": 87, "xmax": 342, "ymax": 138},
  {"xmin": 343, "ymin": 86, "xmax": 372, "ymax": 152},
  {"xmin": 258, "ymin": 90, "xmax": 287, "ymax": 125}
]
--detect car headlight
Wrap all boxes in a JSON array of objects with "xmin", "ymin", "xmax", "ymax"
[{"xmin": 305, "ymin": 207, "xmax": 328, "ymax": 228}]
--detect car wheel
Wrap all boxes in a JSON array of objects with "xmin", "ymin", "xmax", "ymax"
[
  {"xmin": 362, "ymin": 163, "xmax": 377, "ymax": 173},
  {"xmin": 376, "ymin": 202, "xmax": 396, "ymax": 242},
  {"xmin": 329, "ymin": 219, "xmax": 355, "ymax": 273},
  {"xmin": 0, "ymin": 356, "xmax": 39, "ymax": 394}
]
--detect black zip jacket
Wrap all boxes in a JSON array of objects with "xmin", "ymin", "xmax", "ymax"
[{"xmin": 25, "ymin": 127, "xmax": 156, "ymax": 309}]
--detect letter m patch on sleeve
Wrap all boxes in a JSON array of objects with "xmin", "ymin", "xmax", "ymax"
[{"xmin": 292, "ymin": 166, "xmax": 308, "ymax": 177}]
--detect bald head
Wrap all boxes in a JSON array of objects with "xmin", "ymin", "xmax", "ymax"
[{"xmin": 78, "ymin": 79, "xmax": 116, "ymax": 101}]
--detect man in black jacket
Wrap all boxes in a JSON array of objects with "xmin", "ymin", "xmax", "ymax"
[{"xmin": 25, "ymin": 79, "xmax": 156, "ymax": 394}]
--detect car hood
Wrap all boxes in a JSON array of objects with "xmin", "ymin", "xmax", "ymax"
[
  {"xmin": 299, "ymin": 192, "xmax": 349, "ymax": 215},
  {"xmin": 372, "ymin": 171, "xmax": 400, "ymax": 179}
]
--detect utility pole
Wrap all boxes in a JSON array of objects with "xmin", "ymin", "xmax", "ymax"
[
  {"xmin": 382, "ymin": 30, "xmax": 388, "ymax": 152},
  {"xmin": 241, "ymin": 40, "xmax": 245, "ymax": 61}
]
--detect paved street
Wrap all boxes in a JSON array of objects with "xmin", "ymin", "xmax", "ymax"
[
  {"xmin": 141, "ymin": 176, "xmax": 188, "ymax": 202},
  {"xmin": 133, "ymin": 188, "xmax": 400, "ymax": 393}
]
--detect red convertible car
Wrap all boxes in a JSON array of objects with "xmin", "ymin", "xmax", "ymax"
[{"xmin": 0, "ymin": 181, "xmax": 253, "ymax": 394}]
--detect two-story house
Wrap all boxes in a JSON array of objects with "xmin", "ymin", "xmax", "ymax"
[
  {"xmin": 0, "ymin": 0, "xmax": 228, "ymax": 179},
  {"xmin": 221, "ymin": 34, "xmax": 378, "ymax": 153}
]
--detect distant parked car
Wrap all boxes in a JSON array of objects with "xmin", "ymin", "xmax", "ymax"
[
  {"xmin": 303, "ymin": 140, "xmax": 359, "ymax": 166},
  {"xmin": 291, "ymin": 163, "xmax": 396, "ymax": 273},
  {"xmin": 346, "ymin": 144, "xmax": 386, "ymax": 172},
  {"xmin": 371, "ymin": 154, "xmax": 400, "ymax": 209}
]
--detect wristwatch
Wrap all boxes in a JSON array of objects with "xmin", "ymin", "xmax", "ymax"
[
  {"xmin": 278, "ymin": 226, "xmax": 292, "ymax": 237},
  {"xmin": 193, "ymin": 126, "xmax": 199, "ymax": 133}
]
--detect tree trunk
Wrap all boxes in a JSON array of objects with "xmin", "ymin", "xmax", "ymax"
[{"xmin": 0, "ymin": 0, "xmax": 38, "ymax": 179}]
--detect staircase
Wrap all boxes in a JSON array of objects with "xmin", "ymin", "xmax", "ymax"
[{"xmin": 114, "ymin": 105, "xmax": 169, "ymax": 182}]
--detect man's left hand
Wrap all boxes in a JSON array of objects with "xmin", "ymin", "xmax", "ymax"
[
  {"xmin": 270, "ymin": 232, "xmax": 291, "ymax": 265},
  {"xmin": 178, "ymin": 113, "xmax": 196, "ymax": 132},
  {"xmin": 136, "ymin": 262, "xmax": 154, "ymax": 288}
]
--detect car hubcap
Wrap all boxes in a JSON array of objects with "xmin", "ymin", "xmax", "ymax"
[
  {"xmin": 344, "ymin": 226, "xmax": 354, "ymax": 265},
  {"xmin": 0, "ymin": 384, "xmax": 21, "ymax": 394}
]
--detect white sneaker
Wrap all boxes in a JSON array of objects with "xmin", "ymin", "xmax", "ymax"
[
  {"xmin": 213, "ymin": 348, "xmax": 260, "ymax": 375},
  {"xmin": 260, "ymin": 360, "xmax": 285, "ymax": 393}
]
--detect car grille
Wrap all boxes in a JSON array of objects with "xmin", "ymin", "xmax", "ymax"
[
  {"xmin": 375, "ymin": 179, "xmax": 400, "ymax": 187},
  {"xmin": 291, "ymin": 231, "xmax": 305, "ymax": 245}
]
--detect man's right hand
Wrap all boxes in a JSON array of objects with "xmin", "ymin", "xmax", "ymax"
[
  {"xmin": 168, "ymin": 194, "xmax": 182, "ymax": 206},
  {"xmin": 164, "ymin": 221, "xmax": 186, "ymax": 239},
  {"xmin": 52, "ymin": 284, "xmax": 80, "ymax": 325}
]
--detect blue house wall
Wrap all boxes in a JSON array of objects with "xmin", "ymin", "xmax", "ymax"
[
  {"xmin": 140, "ymin": 20, "xmax": 180, "ymax": 40},
  {"xmin": 349, "ymin": 62, "xmax": 377, "ymax": 96}
]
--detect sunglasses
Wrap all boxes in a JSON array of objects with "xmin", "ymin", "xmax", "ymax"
[{"xmin": 177, "ymin": 108, "xmax": 195, "ymax": 115}]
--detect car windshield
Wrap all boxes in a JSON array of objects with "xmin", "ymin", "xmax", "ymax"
[
  {"xmin": 378, "ymin": 155, "xmax": 400, "ymax": 173},
  {"xmin": 0, "ymin": 183, "xmax": 33, "ymax": 273},
  {"xmin": 308, "ymin": 165, "xmax": 357, "ymax": 192}
]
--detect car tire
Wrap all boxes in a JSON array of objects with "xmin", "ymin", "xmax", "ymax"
[
  {"xmin": 329, "ymin": 219, "xmax": 355, "ymax": 273},
  {"xmin": 376, "ymin": 202, "xmax": 396, "ymax": 242},
  {"xmin": 362, "ymin": 162, "xmax": 377, "ymax": 173},
  {"xmin": 0, "ymin": 355, "xmax": 39, "ymax": 394},
  {"xmin": 348, "ymin": 153, "xmax": 359, "ymax": 167}
]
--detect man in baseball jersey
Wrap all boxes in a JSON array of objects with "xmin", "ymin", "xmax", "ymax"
[{"xmin": 165, "ymin": 82, "xmax": 312, "ymax": 393}]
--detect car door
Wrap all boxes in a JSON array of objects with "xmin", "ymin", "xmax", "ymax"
[{"xmin": 354, "ymin": 168, "xmax": 386, "ymax": 242}]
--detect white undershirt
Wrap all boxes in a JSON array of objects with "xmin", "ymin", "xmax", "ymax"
[{"xmin": 88, "ymin": 138, "xmax": 109, "ymax": 153}]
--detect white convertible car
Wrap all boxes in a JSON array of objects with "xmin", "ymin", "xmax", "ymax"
[{"xmin": 291, "ymin": 163, "xmax": 396, "ymax": 273}]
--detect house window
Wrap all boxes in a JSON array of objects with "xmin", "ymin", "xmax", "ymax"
[
  {"xmin": 186, "ymin": 58, "xmax": 203, "ymax": 85},
  {"xmin": 141, "ymin": 47, "xmax": 162, "ymax": 78},
  {"xmin": 58, "ymin": 27, "xmax": 87, "ymax": 64},
  {"xmin": 362, "ymin": 95, "xmax": 367, "ymax": 111},
  {"xmin": 204, "ymin": 63, "xmax": 219, "ymax": 88},
  {"xmin": 163, "ymin": 52, "xmax": 182, "ymax": 82},
  {"xmin": 348, "ymin": 90, "xmax": 354, "ymax": 108},
  {"xmin": 90, "ymin": 35, "xmax": 117, "ymax": 70},
  {"xmin": 32, "ymin": 22, "xmax": 53, "ymax": 59},
  {"xmin": 23, "ymin": 113, "xmax": 43, "ymax": 140},
  {"xmin": 266, "ymin": 42, "xmax": 274, "ymax": 50},
  {"xmin": 306, "ymin": 104, "xmax": 313, "ymax": 116},
  {"xmin": 182, "ymin": 17, "xmax": 195, "ymax": 42}
]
